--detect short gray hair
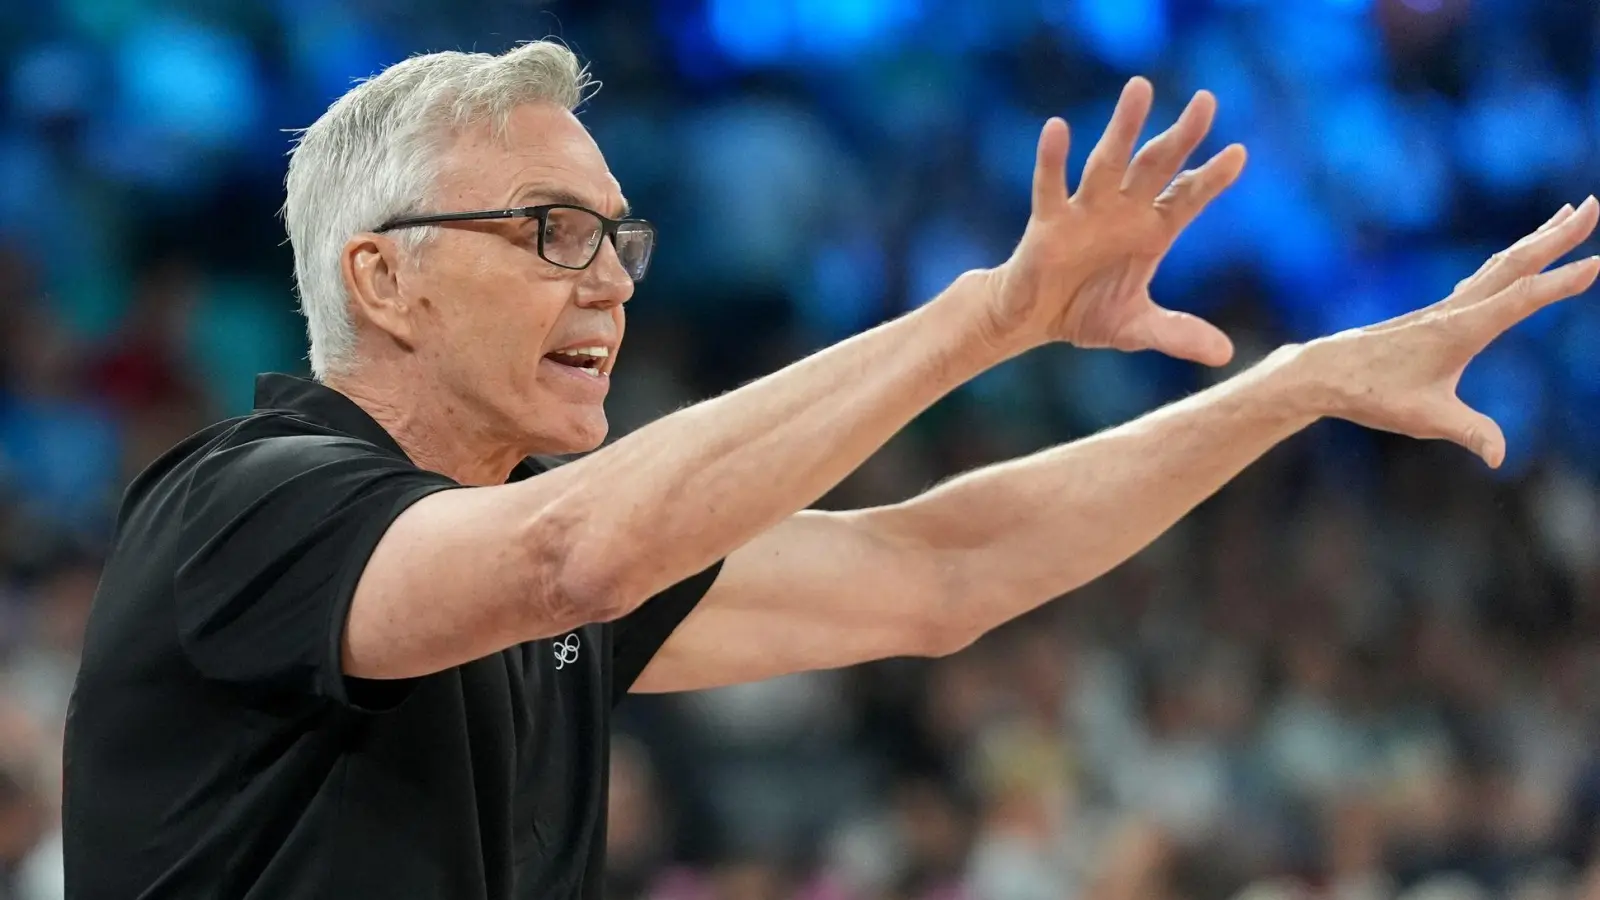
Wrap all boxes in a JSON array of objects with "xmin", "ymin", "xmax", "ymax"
[{"xmin": 283, "ymin": 41, "xmax": 596, "ymax": 379}]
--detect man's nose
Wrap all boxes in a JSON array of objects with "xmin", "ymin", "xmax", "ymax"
[{"xmin": 576, "ymin": 237, "xmax": 634, "ymax": 309}]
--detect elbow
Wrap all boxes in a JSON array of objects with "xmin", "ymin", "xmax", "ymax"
[
  {"xmin": 547, "ymin": 565, "xmax": 634, "ymax": 627},
  {"xmin": 918, "ymin": 541, "xmax": 1071, "ymax": 658},
  {"xmin": 521, "ymin": 504, "xmax": 639, "ymax": 629},
  {"xmin": 910, "ymin": 553, "xmax": 988, "ymax": 659}
]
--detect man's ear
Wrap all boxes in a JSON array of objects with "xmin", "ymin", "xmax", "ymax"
[{"xmin": 342, "ymin": 233, "xmax": 416, "ymax": 348}]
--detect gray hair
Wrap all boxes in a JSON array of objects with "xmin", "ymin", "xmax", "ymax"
[{"xmin": 282, "ymin": 41, "xmax": 596, "ymax": 379}]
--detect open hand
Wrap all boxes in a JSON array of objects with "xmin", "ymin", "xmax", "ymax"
[
  {"xmin": 1300, "ymin": 196, "xmax": 1600, "ymax": 468},
  {"xmin": 982, "ymin": 77, "xmax": 1247, "ymax": 366}
]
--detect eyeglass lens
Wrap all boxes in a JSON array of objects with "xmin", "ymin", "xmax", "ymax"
[
  {"xmin": 541, "ymin": 208, "xmax": 653, "ymax": 281},
  {"xmin": 613, "ymin": 224, "xmax": 654, "ymax": 282}
]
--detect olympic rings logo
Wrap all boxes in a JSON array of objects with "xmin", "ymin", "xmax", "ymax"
[{"xmin": 553, "ymin": 633, "xmax": 582, "ymax": 670}]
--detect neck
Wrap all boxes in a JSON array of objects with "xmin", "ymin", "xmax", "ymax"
[{"xmin": 327, "ymin": 365, "xmax": 526, "ymax": 487}]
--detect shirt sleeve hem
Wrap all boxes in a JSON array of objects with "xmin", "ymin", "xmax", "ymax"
[{"xmin": 321, "ymin": 480, "xmax": 468, "ymax": 713}]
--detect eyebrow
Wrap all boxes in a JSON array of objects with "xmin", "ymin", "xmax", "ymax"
[{"xmin": 510, "ymin": 184, "xmax": 631, "ymax": 219}]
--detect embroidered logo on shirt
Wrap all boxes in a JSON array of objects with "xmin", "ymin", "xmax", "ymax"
[{"xmin": 553, "ymin": 633, "xmax": 581, "ymax": 670}]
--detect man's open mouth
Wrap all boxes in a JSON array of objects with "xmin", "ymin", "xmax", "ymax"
[{"xmin": 543, "ymin": 346, "xmax": 610, "ymax": 376}]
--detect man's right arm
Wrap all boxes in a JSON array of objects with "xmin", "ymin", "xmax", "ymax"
[{"xmin": 345, "ymin": 277, "xmax": 1006, "ymax": 679}]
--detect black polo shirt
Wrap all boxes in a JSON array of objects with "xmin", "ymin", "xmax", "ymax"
[{"xmin": 61, "ymin": 374, "xmax": 721, "ymax": 900}]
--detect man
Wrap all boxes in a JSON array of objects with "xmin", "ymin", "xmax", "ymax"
[{"xmin": 60, "ymin": 40, "xmax": 1596, "ymax": 900}]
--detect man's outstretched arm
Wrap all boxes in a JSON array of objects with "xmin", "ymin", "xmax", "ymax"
[{"xmin": 634, "ymin": 198, "xmax": 1600, "ymax": 693}]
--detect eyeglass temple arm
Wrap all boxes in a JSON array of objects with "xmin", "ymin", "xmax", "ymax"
[{"xmin": 376, "ymin": 208, "xmax": 528, "ymax": 232}]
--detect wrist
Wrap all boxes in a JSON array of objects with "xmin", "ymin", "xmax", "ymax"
[
  {"xmin": 927, "ymin": 268, "xmax": 1046, "ymax": 364},
  {"xmin": 1243, "ymin": 342, "xmax": 1333, "ymax": 426},
  {"xmin": 913, "ymin": 269, "xmax": 1035, "ymax": 374}
]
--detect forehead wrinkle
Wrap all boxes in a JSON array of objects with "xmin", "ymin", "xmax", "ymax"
[{"xmin": 509, "ymin": 181, "xmax": 629, "ymax": 218}]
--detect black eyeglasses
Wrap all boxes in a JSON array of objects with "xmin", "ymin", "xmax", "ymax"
[{"xmin": 375, "ymin": 204, "xmax": 656, "ymax": 282}]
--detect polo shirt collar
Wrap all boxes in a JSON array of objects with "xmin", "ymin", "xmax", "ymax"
[{"xmin": 253, "ymin": 374, "xmax": 546, "ymax": 483}]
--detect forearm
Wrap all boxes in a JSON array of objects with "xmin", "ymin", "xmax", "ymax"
[
  {"xmin": 880, "ymin": 346, "xmax": 1321, "ymax": 636},
  {"xmin": 542, "ymin": 271, "xmax": 1012, "ymax": 612}
]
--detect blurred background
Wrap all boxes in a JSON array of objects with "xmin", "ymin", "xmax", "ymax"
[{"xmin": 1, "ymin": 0, "xmax": 1600, "ymax": 898}]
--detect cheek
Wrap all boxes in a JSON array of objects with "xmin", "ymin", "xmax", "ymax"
[
  {"xmin": 510, "ymin": 285, "xmax": 567, "ymax": 350},
  {"xmin": 494, "ymin": 286, "xmax": 571, "ymax": 387},
  {"xmin": 419, "ymin": 248, "xmax": 566, "ymax": 369}
]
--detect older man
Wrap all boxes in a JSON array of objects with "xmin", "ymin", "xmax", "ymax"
[{"xmin": 61, "ymin": 40, "xmax": 1596, "ymax": 900}]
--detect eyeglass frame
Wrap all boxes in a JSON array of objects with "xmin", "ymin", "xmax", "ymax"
[{"xmin": 373, "ymin": 204, "xmax": 657, "ymax": 281}]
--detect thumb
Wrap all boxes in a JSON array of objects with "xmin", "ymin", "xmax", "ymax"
[
  {"xmin": 1436, "ymin": 399, "xmax": 1506, "ymax": 468},
  {"xmin": 1124, "ymin": 305, "xmax": 1235, "ymax": 367}
]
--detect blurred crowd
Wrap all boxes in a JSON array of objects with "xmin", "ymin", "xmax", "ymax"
[{"xmin": 2, "ymin": 0, "xmax": 1600, "ymax": 898}]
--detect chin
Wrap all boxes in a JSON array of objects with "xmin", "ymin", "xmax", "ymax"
[{"xmin": 534, "ymin": 406, "xmax": 610, "ymax": 456}]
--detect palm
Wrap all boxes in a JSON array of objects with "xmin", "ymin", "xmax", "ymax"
[
  {"xmin": 992, "ymin": 78, "xmax": 1247, "ymax": 366},
  {"xmin": 1055, "ymin": 234, "xmax": 1167, "ymax": 350}
]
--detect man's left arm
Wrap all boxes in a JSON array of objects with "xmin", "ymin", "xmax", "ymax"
[{"xmin": 631, "ymin": 349, "xmax": 1318, "ymax": 693}]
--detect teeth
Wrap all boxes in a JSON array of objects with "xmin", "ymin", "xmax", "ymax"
[{"xmin": 546, "ymin": 345, "xmax": 609, "ymax": 376}]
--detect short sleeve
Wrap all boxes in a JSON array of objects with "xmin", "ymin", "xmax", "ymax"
[
  {"xmin": 173, "ymin": 434, "xmax": 463, "ymax": 711},
  {"xmin": 609, "ymin": 561, "xmax": 724, "ymax": 704}
]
